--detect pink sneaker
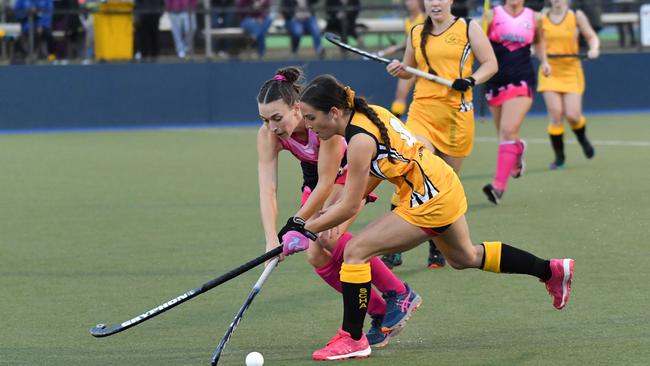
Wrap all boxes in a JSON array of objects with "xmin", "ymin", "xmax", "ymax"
[
  {"xmin": 544, "ymin": 258, "xmax": 574, "ymax": 310},
  {"xmin": 312, "ymin": 329, "xmax": 371, "ymax": 361}
]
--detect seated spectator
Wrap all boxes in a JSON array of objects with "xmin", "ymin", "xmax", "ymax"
[
  {"xmin": 324, "ymin": 0, "xmax": 360, "ymax": 45},
  {"xmin": 612, "ymin": 0, "xmax": 637, "ymax": 47},
  {"xmin": 281, "ymin": 0, "xmax": 324, "ymax": 59},
  {"xmin": 211, "ymin": 0, "xmax": 236, "ymax": 57},
  {"xmin": 235, "ymin": 0, "xmax": 272, "ymax": 59},
  {"xmin": 165, "ymin": 0, "xmax": 197, "ymax": 59},
  {"xmin": 13, "ymin": 0, "xmax": 55, "ymax": 61},
  {"xmin": 52, "ymin": 0, "xmax": 83, "ymax": 62}
]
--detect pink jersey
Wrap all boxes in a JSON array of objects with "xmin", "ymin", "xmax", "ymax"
[
  {"xmin": 488, "ymin": 6, "xmax": 535, "ymax": 52},
  {"xmin": 279, "ymin": 129, "xmax": 321, "ymax": 165}
]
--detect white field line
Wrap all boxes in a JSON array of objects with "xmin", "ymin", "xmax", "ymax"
[{"xmin": 475, "ymin": 137, "xmax": 650, "ymax": 147}]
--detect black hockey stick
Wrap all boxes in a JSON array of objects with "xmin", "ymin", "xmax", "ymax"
[
  {"xmin": 210, "ymin": 257, "xmax": 279, "ymax": 365},
  {"xmin": 324, "ymin": 32, "xmax": 453, "ymax": 87},
  {"xmin": 548, "ymin": 53, "xmax": 588, "ymax": 59},
  {"xmin": 89, "ymin": 246, "xmax": 283, "ymax": 338}
]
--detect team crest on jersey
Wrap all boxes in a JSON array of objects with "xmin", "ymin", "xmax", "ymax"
[
  {"xmin": 445, "ymin": 32, "xmax": 463, "ymax": 45},
  {"xmin": 523, "ymin": 21, "xmax": 532, "ymax": 29}
]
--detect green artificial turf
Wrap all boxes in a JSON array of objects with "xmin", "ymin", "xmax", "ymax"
[{"xmin": 1, "ymin": 113, "xmax": 649, "ymax": 365}]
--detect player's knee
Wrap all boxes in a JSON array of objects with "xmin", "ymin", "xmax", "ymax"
[
  {"xmin": 566, "ymin": 113, "xmax": 581, "ymax": 125},
  {"xmin": 342, "ymin": 240, "xmax": 371, "ymax": 263},
  {"xmin": 307, "ymin": 246, "xmax": 331, "ymax": 268},
  {"xmin": 316, "ymin": 235, "xmax": 336, "ymax": 252}
]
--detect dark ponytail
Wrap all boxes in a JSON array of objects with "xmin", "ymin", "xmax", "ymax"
[
  {"xmin": 300, "ymin": 75, "xmax": 395, "ymax": 162},
  {"xmin": 419, "ymin": 18, "xmax": 437, "ymax": 75},
  {"xmin": 257, "ymin": 66, "xmax": 305, "ymax": 105}
]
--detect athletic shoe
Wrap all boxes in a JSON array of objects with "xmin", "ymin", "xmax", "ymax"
[
  {"xmin": 580, "ymin": 140, "xmax": 595, "ymax": 159},
  {"xmin": 381, "ymin": 283, "xmax": 422, "ymax": 332},
  {"xmin": 427, "ymin": 243, "xmax": 446, "ymax": 268},
  {"xmin": 511, "ymin": 140, "xmax": 527, "ymax": 178},
  {"xmin": 482, "ymin": 184, "xmax": 503, "ymax": 205},
  {"xmin": 543, "ymin": 258, "xmax": 575, "ymax": 310},
  {"xmin": 312, "ymin": 328, "xmax": 371, "ymax": 361},
  {"xmin": 381, "ymin": 253, "xmax": 403, "ymax": 269},
  {"xmin": 366, "ymin": 314, "xmax": 401, "ymax": 348},
  {"xmin": 549, "ymin": 159, "xmax": 565, "ymax": 170}
]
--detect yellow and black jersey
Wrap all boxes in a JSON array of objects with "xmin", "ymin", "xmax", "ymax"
[
  {"xmin": 346, "ymin": 105, "xmax": 467, "ymax": 228},
  {"xmin": 410, "ymin": 18, "xmax": 475, "ymax": 111},
  {"xmin": 538, "ymin": 10, "xmax": 584, "ymax": 94}
]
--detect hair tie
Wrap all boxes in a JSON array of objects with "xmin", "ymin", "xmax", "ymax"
[
  {"xmin": 344, "ymin": 86, "xmax": 355, "ymax": 108},
  {"xmin": 273, "ymin": 74, "xmax": 288, "ymax": 81}
]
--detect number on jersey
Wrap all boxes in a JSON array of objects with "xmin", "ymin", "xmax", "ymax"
[{"xmin": 388, "ymin": 117, "xmax": 416, "ymax": 147}]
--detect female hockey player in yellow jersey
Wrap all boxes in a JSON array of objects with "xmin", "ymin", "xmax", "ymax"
[
  {"xmin": 274, "ymin": 75, "xmax": 575, "ymax": 361},
  {"xmin": 382, "ymin": 0, "xmax": 497, "ymax": 268},
  {"xmin": 538, "ymin": 0, "xmax": 600, "ymax": 169}
]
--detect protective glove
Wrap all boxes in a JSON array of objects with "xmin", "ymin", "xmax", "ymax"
[
  {"xmin": 451, "ymin": 76, "xmax": 476, "ymax": 92},
  {"xmin": 278, "ymin": 217, "xmax": 317, "ymax": 256}
]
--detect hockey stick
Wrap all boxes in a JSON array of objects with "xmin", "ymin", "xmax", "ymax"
[
  {"xmin": 324, "ymin": 32, "xmax": 453, "ymax": 87},
  {"xmin": 548, "ymin": 53, "xmax": 588, "ymax": 59},
  {"xmin": 210, "ymin": 258, "xmax": 279, "ymax": 365},
  {"xmin": 89, "ymin": 246, "xmax": 283, "ymax": 338}
]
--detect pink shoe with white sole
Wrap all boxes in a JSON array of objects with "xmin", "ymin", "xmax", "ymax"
[
  {"xmin": 312, "ymin": 329, "xmax": 371, "ymax": 361},
  {"xmin": 544, "ymin": 258, "xmax": 574, "ymax": 310}
]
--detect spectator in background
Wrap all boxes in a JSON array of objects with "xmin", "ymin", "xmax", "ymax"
[
  {"xmin": 236, "ymin": 0, "xmax": 272, "ymax": 59},
  {"xmin": 52, "ymin": 0, "xmax": 83, "ymax": 62},
  {"xmin": 166, "ymin": 0, "xmax": 197, "ymax": 59},
  {"xmin": 281, "ymin": 0, "xmax": 325, "ymax": 59},
  {"xmin": 135, "ymin": 0, "xmax": 164, "ymax": 60},
  {"xmin": 324, "ymin": 0, "xmax": 360, "ymax": 45},
  {"xmin": 13, "ymin": 0, "xmax": 55, "ymax": 61},
  {"xmin": 612, "ymin": 0, "xmax": 637, "ymax": 47},
  {"xmin": 211, "ymin": 0, "xmax": 236, "ymax": 57},
  {"xmin": 78, "ymin": 0, "xmax": 98, "ymax": 64}
]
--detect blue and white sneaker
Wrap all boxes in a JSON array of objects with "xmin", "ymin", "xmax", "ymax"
[
  {"xmin": 381, "ymin": 283, "xmax": 422, "ymax": 333},
  {"xmin": 366, "ymin": 314, "xmax": 402, "ymax": 348}
]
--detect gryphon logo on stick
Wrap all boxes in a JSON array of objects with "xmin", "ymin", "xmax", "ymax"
[{"xmin": 121, "ymin": 289, "xmax": 198, "ymax": 327}]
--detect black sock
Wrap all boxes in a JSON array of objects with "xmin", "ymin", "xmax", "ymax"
[
  {"xmin": 572, "ymin": 125, "xmax": 594, "ymax": 158},
  {"xmin": 500, "ymin": 244, "xmax": 551, "ymax": 281},
  {"xmin": 549, "ymin": 133, "xmax": 565, "ymax": 163},
  {"xmin": 429, "ymin": 240, "xmax": 438, "ymax": 251},
  {"xmin": 572, "ymin": 125, "xmax": 588, "ymax": 145},
  {"xmin": 342, "ymin": 281, "xmax": 371, "ymax": 340}
]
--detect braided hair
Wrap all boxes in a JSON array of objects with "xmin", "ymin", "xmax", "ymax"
[
  {"xmin": 300, "ymin": 75, "xmax": 395, "ymax": 163},
  {"xmin": 257, "ymin": 66, "xmax": 305, "ymax": 105},
  {"xmin": 419, "ymin": 17, "xmax": 437, "ymax": 75}
]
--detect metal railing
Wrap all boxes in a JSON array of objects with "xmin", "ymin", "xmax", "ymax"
[{"xmin": 0, "ymin": 1, "xmax": 647, "ymax": 64}]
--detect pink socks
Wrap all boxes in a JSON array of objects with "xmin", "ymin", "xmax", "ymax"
[
  {"xmin": 314, "ymin": 232, "xmax": 406, "ymax": 316},
  {"xmin": 492, "ymin": 140, "xmax": 524, "ymax": 191}
]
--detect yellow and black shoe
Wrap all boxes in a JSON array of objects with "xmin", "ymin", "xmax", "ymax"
[{"xmin": 427, "ymin": 243, "xmax": 446, "ymax": 268}]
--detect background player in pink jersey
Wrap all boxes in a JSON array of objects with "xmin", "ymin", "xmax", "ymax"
[
  {"xmin": 482, "ymin": 0, "xmax": 550, "ymax": 205},
  {"xmin": 256, "ymin": 66, "xmax": 421, "ymax": 348}
]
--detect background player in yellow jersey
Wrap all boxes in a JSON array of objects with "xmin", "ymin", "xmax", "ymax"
[
  {"xmin": 538, "ymin": 0, "xmax": 599, "ymax": 169},
  {"xmin": 382, "ymin": 0, "xmax": 497, "ymax": 268},
  {"xmin": 377, "ymin": 0, "xmax": 426, "ymax": 119},
  {"xmin": 278, "ymin": 75, "xmax": 574, "ymax": 361},
  {"xmin": 377, "ymin": 0, "xmax": 430, "ymax": 269}
]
